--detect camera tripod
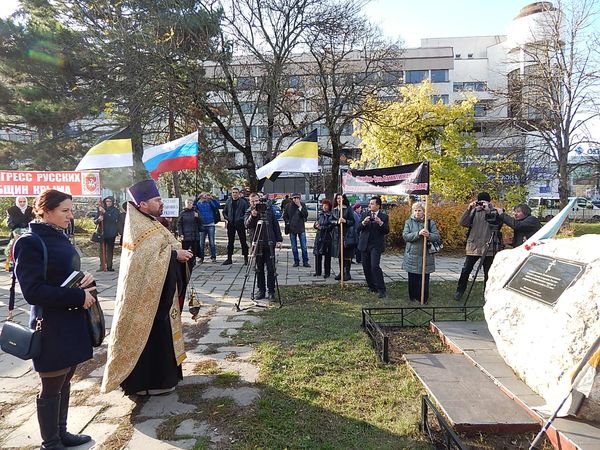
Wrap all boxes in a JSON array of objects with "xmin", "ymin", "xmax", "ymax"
[
  {"xmin": 235, "ymin": 214, "xmax": 282, "ymax": 311},
  {"xmin": 463, "ymin": 227, "xmax": 502, "ymax": 305}
]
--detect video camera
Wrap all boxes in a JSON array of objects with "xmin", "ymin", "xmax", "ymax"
[
  {"xmin": 254, "ymin": 198, "xmax": 268, "ymax": 215},
  {"xmin": 484, "ymin": 205, "xmax": 503, "ymax": 229}
]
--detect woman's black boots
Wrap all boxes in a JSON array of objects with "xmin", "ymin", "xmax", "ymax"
[
  {"xmin": 37, "ymin": 395, "xmax": 66, "ymax": 449},
  {"xmin": 59, "ymin": 385, "xmax": 91, "ymax": 447}
]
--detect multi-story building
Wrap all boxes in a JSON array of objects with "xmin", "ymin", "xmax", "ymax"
[{"xmin": 207, "ymin": 1, "xmax": 598, "ymax": 198}]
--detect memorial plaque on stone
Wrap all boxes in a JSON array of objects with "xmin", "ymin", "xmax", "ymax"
[{"xmin": 505, "ymin": 254, "xmax": 586, "ymax": 306}]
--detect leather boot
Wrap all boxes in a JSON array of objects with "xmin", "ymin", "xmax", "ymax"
[
  {"xmin": 59, "ymin": 385, "xmax": 91, "ymax": 447},
  {"xmin": 343, "ymin": 260, "xmax": 352, "ymax": 281},
  {"xmin": 37, "ymin": 396, "xmax": 66, "ymax": 449}
]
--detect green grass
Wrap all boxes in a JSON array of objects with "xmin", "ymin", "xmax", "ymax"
[
  {"xmin": 229, "ymin": 281, "xmax": 484, "ymax": 449},
  {"xmin": 569, "ymin": 222, "xmax": 600, "ymax": 236}
]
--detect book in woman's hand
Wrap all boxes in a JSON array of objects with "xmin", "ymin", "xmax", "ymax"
[
  {"xmin": 61, "ymin": 271, "xmax": 85, "ymax": 288},
  {"xmin": 61, "ymin": 271, "xmax": 98, "ymax": 299}
]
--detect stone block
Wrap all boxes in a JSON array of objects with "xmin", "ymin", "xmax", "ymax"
[{"xmin": 485, "ymin": 235, "xmax": 600, "ymax": 422}]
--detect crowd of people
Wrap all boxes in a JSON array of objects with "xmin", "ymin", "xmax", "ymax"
[{"xmin": 4, "ymin": 185, "xmax": 544, "ymax": 449}]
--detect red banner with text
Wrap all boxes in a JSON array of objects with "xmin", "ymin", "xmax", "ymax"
[{"xmin": 0, "ymin": 170, "xmax": 101, "ymax": 197}]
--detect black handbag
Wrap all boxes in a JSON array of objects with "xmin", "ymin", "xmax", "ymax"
[
  {"xmin": 0, "ymin": 232, "xmax": 46, "ymax": 360},
  {"xmin": 87, "ymin": 299, "xmax": 105, "ymax": 347},
  {"xmin": 0, "ymin": 319, "xmax": 43, "ymax": 360},
  {"xmin": 90, "ymin": 226, "xmax": 102, "ymax": 243}
]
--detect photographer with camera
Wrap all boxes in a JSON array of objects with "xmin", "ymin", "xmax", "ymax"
[
  {"xmin": 499, "ymin": 204, "xmax": 541, "ymax": 248},
  {"xmin": 453, "ymin": 192, "xmax": 503, "ymax": 301},
  {"xmin": 244, "ymin": 193, "xmax": 283, "ymax": 301}
]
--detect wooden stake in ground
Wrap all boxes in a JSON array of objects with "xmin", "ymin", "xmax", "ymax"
[
  {"xmin": 339, "ymin": 201, "xmax": 344, "ymax": 288},
  {"xmin": 420, "ymin": 195, "xmax": 429, "ymax": 305}
]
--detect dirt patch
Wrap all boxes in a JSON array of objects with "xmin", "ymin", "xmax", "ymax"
[
  {"xmin": 99, "ymin": 399, "xmax": 147, "ymax": 450},
  {"xmin": 183, "ymin": 319, "xmax": 210, "ymax": 351},
  {"xmin": 384, "ymin": 327, "xmax": 449, "ymax": 364}
]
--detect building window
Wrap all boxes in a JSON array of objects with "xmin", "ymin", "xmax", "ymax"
[
  {"xmin": 430, "ymin": 69, "xmax": 449, "ymax": 83},
  {"xmin": 341, "ymin": 123, "xmax": 353, "ymax": 136},
  {"xmin": 455, "ymin": 53, "xmax": 461, "ymax": 59},
  {"xmin": 382, "ymin": 71, "xmax": 403, "ymax": 84},
  {"xmin": 288, "ymin": 75, "xmax": 305, "ymax": 89},
  {"xmin": 237, "ymin": 77, "xmax": 255, "ymax": 90},
  {"xmin": 454, "ymin": 81, "xmax": 487, "ymax": 92},
  {"xmin": 467, "ymin": 53, "xmax": 473, "ymax": 58},
  {"xmin": 431, "ymin": 95, "xmax": 449, "ymax": 105},
  {"xmin": 239, "ymin": 101, "xmax": 254, "ymax": 114},
  {"xmin": 405, "ymin": 70, "xmax": 428, "ymax": 84},
  {"xmin": 318, "ymin": 124, "xmax": 330, "ymax": 136},
  {"xmin": 474, "ymin": 104, "xmax": 486, "ymax": 117}
]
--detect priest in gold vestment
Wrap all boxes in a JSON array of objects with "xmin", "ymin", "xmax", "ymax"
[{"xmin": 101, "ymin": 180, "xmax": 193, "ymax": 395}]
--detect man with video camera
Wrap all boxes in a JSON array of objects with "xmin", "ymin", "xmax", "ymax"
[
  {"xmin": 499, "ymin": 204, "xmax": 541, "ymax": 248},
  {"xmin": 454, "ymin": 192, "xmax": 503, "ymax": 301},
  {"xmin": 244, "ymin": 192, "xmax": 283, "ymax": 301}
]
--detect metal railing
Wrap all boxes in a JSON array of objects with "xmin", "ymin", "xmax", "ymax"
[
  {"xmin": 361, "ymin": 305, "xmax": 483, "ymax": 363},
  {"xmin": 421, "ymin": 395, "xmax": 467, "ymax": 450}
]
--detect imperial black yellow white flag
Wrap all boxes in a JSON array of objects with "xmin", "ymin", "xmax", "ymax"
[
  {"xmin": 255, "ymin": 129, "xmax": 318, "ymax": 180},
  {"xmin": 75, "ymin": 127, "xmax": 133, "ymax": 171}
]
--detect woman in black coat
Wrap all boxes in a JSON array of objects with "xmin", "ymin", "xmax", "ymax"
[
  {"xmin": 14, "ymin": 189, "xmax": 97, "ymax": 449},
  {"xmin": 7, "ymin": 196, "xmax": 35, "ymax": 233},
  {"xmin": 313, "ymin": 199, "xmax": 334, "ymax": 278},
  {"xmin": 177, "ymin": 198, "xmax": 203, "ymax": 263},
  {"xmin": 330, "ymin": 193, "xmax": 356, "ymax": 281}
]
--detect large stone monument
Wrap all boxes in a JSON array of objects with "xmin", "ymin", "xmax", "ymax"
[{"xmin": 484, "ymin": 234, "xmax": 600, "ymax": 422}]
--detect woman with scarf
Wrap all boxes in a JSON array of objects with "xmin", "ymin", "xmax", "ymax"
[{"xmin": 402, "ymin": 201, "xmax": 442, "ymax": 303}]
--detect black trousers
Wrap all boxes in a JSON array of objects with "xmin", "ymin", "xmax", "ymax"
[
  {"xmin": 314, "ymin": 253, "xmax": 331, "ymax": 276},
  {"xmin": 255, "ymin": 245, "xmax": 276, "ymax": 294},
  {"xmin": 456, "ymin": 255, "xmax": 494, "ymax": 293},
  {"xmin": 408, "ymin": 272, "xmax": 430, "ymax": 302},
  {"xmin": 361, "ymin": 246, "xmax": 385, "ymax": 293},
  {"xmin": 227, "ymin": 221, "xmax": 249, "ymax": 257}
]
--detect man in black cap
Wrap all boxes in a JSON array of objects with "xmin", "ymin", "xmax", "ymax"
[
  {"xmin": 102, "ymin": 179, "xmax": 193, "ymax": 396},
  {"xmin": 283, "ymin": 193, "xmax": 310, "ymax": 268},
  {"xmin": 454, "ymin": 192, "xmax": 502, "ymax": 301}
]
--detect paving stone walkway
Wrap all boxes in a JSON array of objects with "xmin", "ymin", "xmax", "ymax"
[{"xmin": 0, "ymin": 226, "xmax": 468, "ymax": 449}]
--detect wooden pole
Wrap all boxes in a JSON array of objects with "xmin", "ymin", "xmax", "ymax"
[
  {"xmin": 420, "ymin": 195, "xmax": 429, "ymax": 305},
  {"xmin": 339, "ymin": 200, "xmax": 344, "ymax": 288}
]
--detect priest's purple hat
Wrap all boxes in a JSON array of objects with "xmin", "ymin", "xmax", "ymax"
[{"xmin": 128, "ymin": 179, "xmax": 160, "ymax": 205}]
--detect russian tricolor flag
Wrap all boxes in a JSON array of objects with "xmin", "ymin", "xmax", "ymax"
[{"xmin": 142, "ymin": 131, "xmax": 199, "ymax": 180}]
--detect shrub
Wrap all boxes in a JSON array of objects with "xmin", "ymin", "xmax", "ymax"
[{"xmin": 386, "ymin": 202, "xmax": 494, "ymax": 252}]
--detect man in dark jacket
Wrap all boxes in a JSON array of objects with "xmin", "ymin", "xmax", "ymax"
[
  {"xmin": 245, "ymin": 193, "xmax": 283, "ymax": 301},
  {"xmin": 499, "ymin": 204, "xmax": 541, "ymax": 247},
  {"xmin": 6, "ymin": 196, "xmax": 35, "ymax": 233},
  {"xmin": 283, "ymin": 193, "xmax": 310, "ymax": 267},
  {"xmin": 357, "ymin": 196, "xmax": 390, "ymax": 298},
  {"xmin": 222, "ymin": 187, "xmax": 249, "ymax": 265}
]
